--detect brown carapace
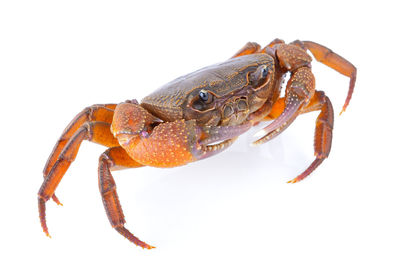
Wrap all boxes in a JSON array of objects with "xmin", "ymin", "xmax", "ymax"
[{"xmin": 38, "ymin": 39, "xmax": 357, "ymax": 249}]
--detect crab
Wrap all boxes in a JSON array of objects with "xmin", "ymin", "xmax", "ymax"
[{"xmin": 38, "ymin": 39, "xmax": 357, "ymax": 249}]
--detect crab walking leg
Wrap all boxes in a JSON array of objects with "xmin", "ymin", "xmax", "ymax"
[
  {"xmin": 232, "ymin": 39, "xmax": 287, "ymax": 59},
  {"xmin": 38, "ymin": 121, "xmax": 119, "ymax": 237},
  {"xmin": 288, "ymin": 91, "xmax": 334, "ymax": 183},
  {"xmin": 231, "ymin": 42, "xmax": 261, "ymax": 58},
  {"xmin": 258, "ymin": 38, "xmax": 286, "ymax": 55},
  {"xmin": 298, "ymin": 41, "xmax": 357, "ymax": 114},
  {"xmin": 97, "ymin": 147, "xmax": 152, "ymax": 248},
  {"xmin": 43, "ymin": 104, "xmax": 117, "ymax": 178}
]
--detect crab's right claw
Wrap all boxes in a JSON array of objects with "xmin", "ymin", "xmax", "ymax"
[{"xmin": 253, "ymin": 67, "xmax": 315, "ymax": 145}]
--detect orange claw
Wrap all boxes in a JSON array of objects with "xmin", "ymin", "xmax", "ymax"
[{"xmin": 112, "ymin": 102, "xmax": 252, "ymax": 168}]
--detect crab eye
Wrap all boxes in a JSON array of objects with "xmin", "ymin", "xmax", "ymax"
[
  {"xmin": 261, "ymin": 66, "xmax": 269, "ymax": 78},
  {"xmin": 199, "ymin": 90, "xmax": 209, "ymax": 101},
  {"xmin": 249, "ymin": 65, "xmax": 271, "ymax": 88},
  {"xmin": 191, "ymin": 90, "xmax": 213, "ymax": 111}
]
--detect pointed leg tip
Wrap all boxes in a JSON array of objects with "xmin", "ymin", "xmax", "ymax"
[
  {"xmin": 340, "ymin": 104, "xmax": 349, "ymax": 115},
  {"xmin": 52, "ymin": 195, "xmax": 63, "ymax": 206},
  {"xmin": 53, "ymin": 200, "xmax": 63, "ymax": 206},
  {"xmin": 287, "ymin": 178, "xmax": 299, "ymax": 184},
  {"xmin": 139, "ymin": 241, "xmax": 156, "ymax": 249},
  {"xmin": 43, "ymin": 230, "xmax": 51, "ymax": 238}
]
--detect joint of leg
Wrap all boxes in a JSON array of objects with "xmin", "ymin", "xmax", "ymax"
[
  {"xmin": 288, "ymin": 84, "xmax": 312, "ymax": 105},
  {"xmin": 100, "ymin": 151, "xmax": 115, "ymax": 168},
  {"xmin": 82, "ymin": 106, "xmax": 94, "ymax": 121},
  {"xmin": 291, "ymin": 40, "xmax": 306, "ymax": 50},
  {"xmin": 84, "ymin": 104, "xmax": 104, "ymax": 121},
  {"xmin": 111, "ymin": 223, "xmax": 122, "ymax": 229},
  {"xmin": 125, "ymin": 99, "xmax": 139, "ymax": 105},
  {"xmin": 83, "ymin": 122, "xmax": 93, "ymax": 141},
  {"xmin": 38, "ymin": 193, "xmax": 50, "ymax": 202}
]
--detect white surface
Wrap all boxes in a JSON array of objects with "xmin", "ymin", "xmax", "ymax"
[{"xmin": 1, "ymin": 1, "xmax": 399, "ymax": 273}]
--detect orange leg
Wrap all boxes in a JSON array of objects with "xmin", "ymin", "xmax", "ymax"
[
  {"xmin": 97, "ymin": 147, "xmax": 151, "ymax": 248},
  {"xmin": 43, "ymin": 104, "xmax": 116, "ymax": 177},
  {"xmin": 299, "ymin": 41, "xmax": 357, "ymax": 114},
  {"xmin": 38, "ymin": 104, "xmax": 119, "ymax": 237},
  {"xmin": 288, "ymin": 90, "xmax": 334, "ymax": 183},
  {"xmin": 231, "ymin": 42, "xmax": 261, "ymax": 58},
  {"xmin": 232, "ymin": 39, "xmax": 286, "ymax": 58},
  {"xmin": 260, "ymin": 91, "xmax": 334, "ymax": 183}
]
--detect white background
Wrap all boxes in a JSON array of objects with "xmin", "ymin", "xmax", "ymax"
[{"xmin": 1, "ymin": 1, "xmax": 399, "ymax": 273}]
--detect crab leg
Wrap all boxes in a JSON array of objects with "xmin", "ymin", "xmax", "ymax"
[
  {"xmin": 98, "ymin": 147, "xmax": 150, "ymax": 248},
  {"xmin": 232, "ymin": 39, "xmax": 286, "ymax": 59},
  {"xmin": 253, "ymin": 90, "xmax": 334, "ymax": 183},
  {"xmin": 232, "ymin": 42, "xmax": 261, "ymax": 58},
  {"xmin": 43, "ymin": 104, "xmax": 116, "ymax": 177},
  {"xmin": 298, "ymin": 41, "xmax": 357, "ymax": 114},
  {"xmin": 39, "ymin": 108, "xmax": 120, "ymax": 237},
  {"xmin": 288, "ymin": 91, "xmax": 334, "ymax": 183},
  {"xmin": 98, "ymin": 102, "xmax": 251, "ymax": 246}
]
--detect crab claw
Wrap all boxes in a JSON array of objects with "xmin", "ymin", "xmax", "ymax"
[{"xmin": 252, "ymin": 86, "xmax": 307, "ymax": 145}]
